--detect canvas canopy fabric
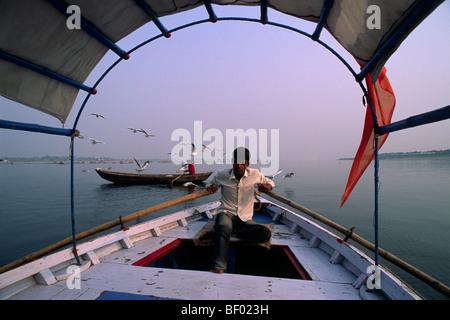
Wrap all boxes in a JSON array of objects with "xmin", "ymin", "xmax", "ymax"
[{"xmin": 0, "ymin": 0, "xmax": 443, "ymax": 123}]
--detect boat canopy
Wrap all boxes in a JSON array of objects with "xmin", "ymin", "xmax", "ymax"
[
  {"xmin": 1, "ymin": 1, "xmax": 448, "ymax": 281},
  {"xmin": 0, "ymin": 0, "xmax": 448, "ymax": 207},
  {"xmin": 0, "ymin": 0, "xmax": 444, "ymax": 123}
]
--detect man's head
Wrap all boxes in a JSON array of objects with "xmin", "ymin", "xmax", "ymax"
[{"xmin": 232, "ymin": 147, "xmax": 250, "ymax": 179}]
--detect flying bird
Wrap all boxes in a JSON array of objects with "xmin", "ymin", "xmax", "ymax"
[
  {"xmin": 183, "ymin": 182, "xmax": 197, "ymax": 187},
  {"xmin": 191, "ymin": 143, "xmax": 197, "ymax": 156},
  {"xmin": 282, "ymin": 172, "xmax": 294, "ymax": 179},
  {"xmin": 265, "ymin": 169, "xmax": 283, "ymax": 180},
  {"xmin": 138, "ymin": 128, "xmax": 155, "ymax": 138},
  {"xmin": 134, "ymin": 158, "xmax": 150, "ymax": 172},
  {"xmin": 177, "ymin": 164, "xmax": 189, "ymax": 172},
  {"xmin": 89, "ymin": 113, "xmax": 106, "ymax": 119},
  {"xmin": 190, "ymin": 143, "xmax": 209, "ymax": 156},
  {"xmin": 88, "ymin": 138, "xmax": 106, "ymax": 144}
]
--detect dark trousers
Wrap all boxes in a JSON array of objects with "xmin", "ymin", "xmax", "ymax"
[{"xmin": 212, "ymin": 212, "xmax": 272, "ymax": 271}]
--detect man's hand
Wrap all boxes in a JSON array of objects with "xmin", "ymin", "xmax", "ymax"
[
  {"xmin": 257, "ymin": 183, "xmax": 272, "ymax": 193},
  {"xmin": 206, "ymin": 184, "xmax": 219, "ymax": 194}
]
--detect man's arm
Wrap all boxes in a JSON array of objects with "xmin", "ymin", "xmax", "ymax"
[
  {"xmin": 258, "ymin": 174, "xmax": 274, "ymax": 193},
  {"xmin": 205, "ymin": 172, "xmax": 220, "ymax": 194},
  {"xmin": 206, "ymin": 184, "xmax": 220, "ymax": 194},
  {"xmin": 257, "ymin": 183, "xmax": 272, "ymax": 193}
]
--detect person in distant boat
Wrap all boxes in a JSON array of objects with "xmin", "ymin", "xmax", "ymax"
[
  {"xmin": 205, "ymin": 147, "xmax": 274, "ymax": 274},
  {"xmin": 187, "ymin": 161, "xmax": 195, "ymax": 175},
  {"xmin": 178, "ymin": 161, "xmax": 195, "ymax": 175}
]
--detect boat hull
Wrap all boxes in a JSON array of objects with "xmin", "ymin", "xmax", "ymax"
[
  {"xmin": 95, "ymin": 169, "xmax": 213, "ymax": 185},
  {"xmin": 0, "ymin": 198, "xmax": 422, "ymax": 300}
]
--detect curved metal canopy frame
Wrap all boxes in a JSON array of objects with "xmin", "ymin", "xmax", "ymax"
[
  {"xmin": 66, "ymin": 14, "xmax": 382, "ymax": 266},
  {"xmin": 72, "ymin": 16, "xmax": 375, "ymax": 132},
  {"xmin": 1, "ymin": 9, "xmax": 449, "ymax": 296}
]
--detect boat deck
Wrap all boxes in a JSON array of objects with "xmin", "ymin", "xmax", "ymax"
[
  {"xmin": 7, "ymin": 220, "xmax": 362, "ymax": 300},
  {"xmin": 2, "ymin": 200, "xmax": 419, "ymax": 300}
]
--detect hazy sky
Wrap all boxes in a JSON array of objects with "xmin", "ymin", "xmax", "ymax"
[{"xmin": 1, "ymin": 3, "xmax": 449, "ymax": 164}]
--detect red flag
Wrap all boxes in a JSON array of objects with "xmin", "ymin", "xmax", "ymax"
[{"xmin": 340, "ymin": 68, "xmax": 396, "ymax": 207}]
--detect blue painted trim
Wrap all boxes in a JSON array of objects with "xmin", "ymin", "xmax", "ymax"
[
  {"xmin": 47, "ymin": 0, "xmax": 130, "ymax": 59},
  {"xmin": 377, "ymin": 105, "xmax": 450, "ymax": 135},
  {"xmin": 133, "ymin": 0, "xmax": 171, "ymax": 38},
  {"xmin": 312, "ymin": 0, "xmax": 334, "ymax": 41},
  {"xmin": 0, "ymin": 50, "xmax": 96, "ymax": 94},
  {"xmin": 0, "ymin": 119, "xmax": 74, "ymax": 136},
  {"xmin": 260, "ymin": 0, "xmax": 268, "ymax": 24},
  {"xmin": 97, "ymin": 291, "xmax": 177, "ymax": 300},
  {"xmin": 374, "ymin": 137, "xmax": 379, "ymax": 266},
  {"xmin": 70, "ymin": 138, "xmax": 81, "ymax": 265},
  {"xmin": 72, "ymin": 17, "xmax": 363, "ymax": 131},
  {"xmin": 203, "ymin": 0, "xmax": 217, "ymax": 22}
]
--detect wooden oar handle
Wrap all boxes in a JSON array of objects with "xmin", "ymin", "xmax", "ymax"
[{"xmin": 265, "ymin": 191, "xmax": 450, "ymax": 298}]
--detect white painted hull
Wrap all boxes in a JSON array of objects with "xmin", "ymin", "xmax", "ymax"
[{"xmin": 0, "ymin": 198, "xmax": 421, "ymax": 300}]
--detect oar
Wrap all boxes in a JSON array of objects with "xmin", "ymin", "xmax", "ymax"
[
  {"xmin": 168, "ymin": 171, "xmax": 187, "ymax": 188},
  {"xmin": 0, "ymin": 190, "xmax": 211, "ymax": 274},
  {"xmin": 265, "ymin": 190, "xmax": 450, "ymax": 298}
]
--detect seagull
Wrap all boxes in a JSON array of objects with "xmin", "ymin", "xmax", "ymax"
[
  {"xmin": 282, "ymin": 172, "xmax": 294, "ymax": 179},
  {"xmin": 88, "ymin": 138, "xmax": 106, "ymax": 144},
  {"xmin": 138, "ymin": 128, "xmax": 155, "ymax": 138},
  {"xmin": 183, "ymin": 182, "xmax": 197, "ymax": 187},
  {"xmin": 266, "ymin": 169, "xmax": 283, "ymax": 180},
  {"xmin": 177, "ymin": 164, "xmax": 189, "ymax": 172},
  {"xmin": 89, "ymin": 113, "xmax": 106, "ymax": 119},
  {"xmin": 134, "ymin": 157, "xmax": 150, "ymax": 172},
  {"xmin": 191, "ymin": 143, "xmax": 197, "ymax": 156}
]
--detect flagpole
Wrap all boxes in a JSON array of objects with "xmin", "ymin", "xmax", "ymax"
[
  {"xmin": 360, "ymin": 78, "xmax": 381, "ymax": 268},
  {"xmin": 374, "ymin": 135, "xmax": 379, "ymax": 266}
]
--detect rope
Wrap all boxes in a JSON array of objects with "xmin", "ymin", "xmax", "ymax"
[{"xmin": 254, "ymin": 190, "xmax": 262, "ymax": 212}]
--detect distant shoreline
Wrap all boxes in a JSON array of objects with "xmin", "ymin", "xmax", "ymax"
[
  {"xmin": 338, "ymin": 149, "xmax": 450, "ymax": 160},
  {"xmin": 2, "ymin": 149, "xmax": 449, "ymax": 164},
  {"xmin": 0, "ymin": 159, "xmax": 172, "ymax": 165}
]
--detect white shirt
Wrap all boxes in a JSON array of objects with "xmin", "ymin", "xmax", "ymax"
[{"xmin": 205, "ymin": 168, "xmax": 275, "ymax": 222}]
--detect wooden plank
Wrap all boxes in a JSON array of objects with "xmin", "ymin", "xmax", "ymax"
[
  {"xmin": 8, "ymin": 282, "xmax": 67, "ymax": 300},
  {"xmin": 33, "ymin": 269, "xmax": 56, "ymax": 286},
  {"xmin": 1, "ymin": 203, "xmax": 219, "ymax": 290},
  {"xmin": 100, "ymin": 235, "xmax": 177, "ymax": 265},
  {"xmin": 66, "ymin": 263, "xmax": 362, "ymax": 300},
  {"xmin": 288, "ymin": 246, "xmax": 356, "ymax": 284},
  {"xmin": 270, "ymin": 224, "xmax": 310, "ymax": 247},
  {"xmin": 82, "ymin": 251, "xmax": 100, "ymax": 265}
]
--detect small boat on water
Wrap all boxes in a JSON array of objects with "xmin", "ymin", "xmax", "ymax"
[{"xmin": 95, "ymin": 169, "xmax": 213, "ymax": 185}]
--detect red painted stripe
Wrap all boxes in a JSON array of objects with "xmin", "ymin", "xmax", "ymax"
[
  {"xmin": 132, "ymin": 239, "xmax": 184, "ymax": 266},
  {"xmin": 282, "ymin": 247, "xmax": 312, "ymax": 280}
]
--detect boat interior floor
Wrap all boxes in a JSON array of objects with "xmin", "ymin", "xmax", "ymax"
[{"xmin": 8, "ymin": 215, "xmax": 386, "ymax": 300}]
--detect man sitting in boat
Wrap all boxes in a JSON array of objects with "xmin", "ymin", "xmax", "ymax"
[
  {"xmin": 187, "ymin": 162, "xmax": 195, "ymax": 175},
  {"xmin": 205, "ymin": 147, "xmax": 274, "ymax": 274},
  {"xmin": 178, "ymin": 161, "xmax": 195, "ymax": 175}
]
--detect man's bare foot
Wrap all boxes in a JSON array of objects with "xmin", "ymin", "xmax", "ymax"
[{"xmin": 210, "ymin": 269, "xmax": 224, "ymax": 274}]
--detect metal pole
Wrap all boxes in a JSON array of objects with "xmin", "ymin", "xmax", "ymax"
[
  {"xmin": 374, "ymin": 135, "xmax": 380, "ymax": 266},
  {"xmin": 70, "ymin": 137, "xmax": 81, "ymax": 265}
]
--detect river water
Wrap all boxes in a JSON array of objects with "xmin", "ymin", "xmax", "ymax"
[{"xmin": 1, "ymin": 158, "xmax": 449, "ymax": 299}]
